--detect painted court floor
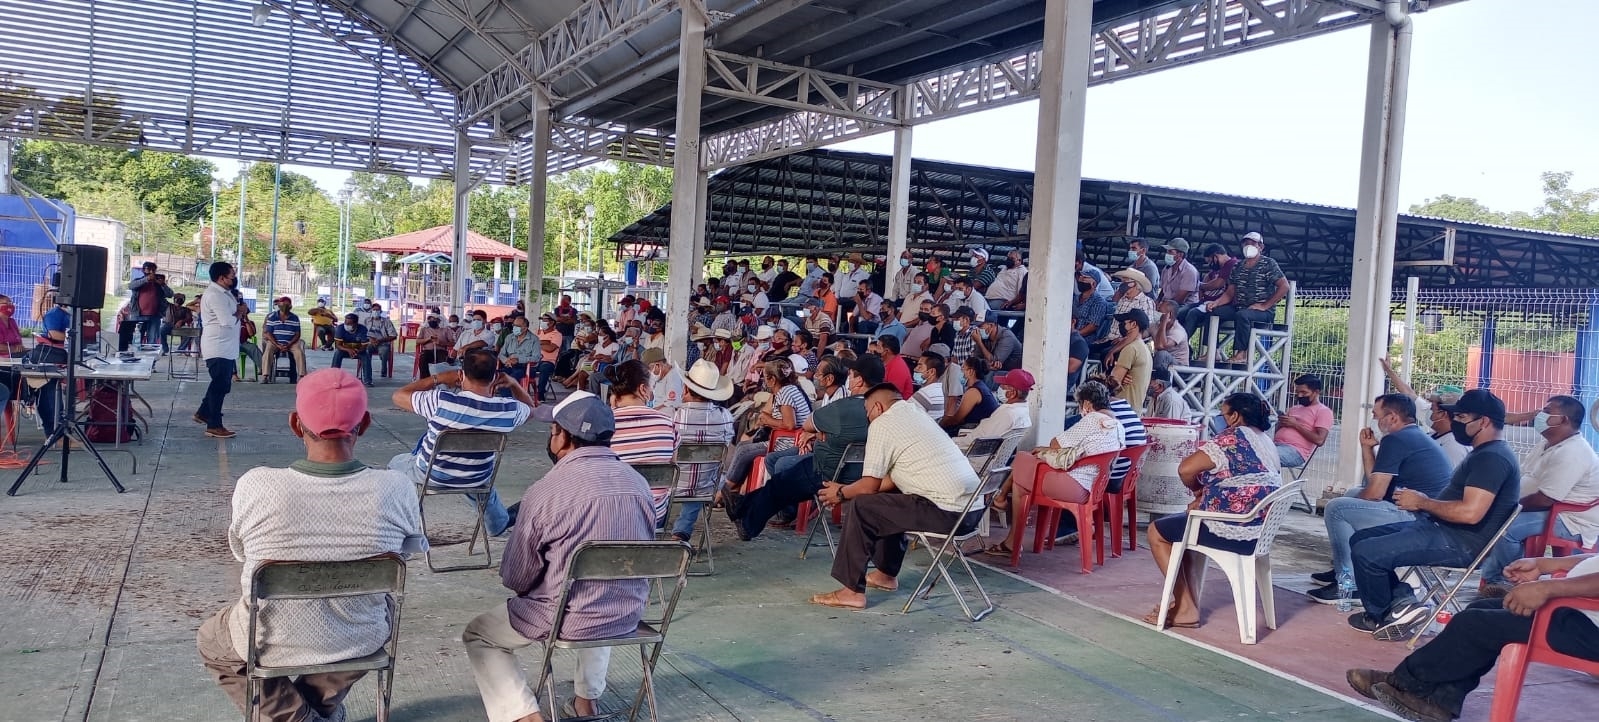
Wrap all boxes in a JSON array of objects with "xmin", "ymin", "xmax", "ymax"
[{"xmin": 0, "ymin": 349, "xmax": 1584, "ymax": 721}]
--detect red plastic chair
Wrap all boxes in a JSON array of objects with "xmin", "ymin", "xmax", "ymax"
[
  {"xmin": 1523, "ymin": 500, "xmax": 1599, "ymax": 557},
  {"xmin": 739, "ymin": 428, "xmax": 805, "ymax": 495},
  {"xmin": 1489, "ymin": 596, "xmax": 1599, "ymax": 722},
  {"xmin": 1009, "ymin": 449, "xmax": 1120, "ymax": 573},
  {"xmin": 1103, "ymin": 443, "xmax": 1150, "ymax": 557},
  {"xmin": 399, "ymin": 322, "xmax": 419, "ymax": 353}
]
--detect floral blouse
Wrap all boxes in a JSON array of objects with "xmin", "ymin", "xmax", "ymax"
[{"xmin": 1195, "ymin": 425, "xmax": 1283, "ymax": 541}]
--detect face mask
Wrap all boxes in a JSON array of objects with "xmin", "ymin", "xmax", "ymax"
[
  {"xmin": 950, "ymin": 289, "xmax": 967, "ymax": 302},
  {"xmin": 620, "ymin": 336, "xmax": 633, "ymax": 346},
  {"xmin": 546, "ymin": 433, "xmax": 561, "ymax": 465},
  {"xmin": 955, "ymin": 321, "xmax": 967, "ymax": 332},
  {"xmin": 911, "ymin": 283, "xmax": 924, "ymax": 293},
  {"xmin": 427, "ymin": 320, "xmax": 440, "ymax": 328},
  {"xmin": 899, "ymin": 258, "xmax": 911, "ymax": 268},
  {"xmin": 979, "ymin": 328, "xmax": 990, "ymax": 340},
  {"xmin": 807, "ymin": 263, "xmax": 818, "ymax": 273},
  {"xmin": 1077, "ymin": 281, "xmax": 1092, "ymax": 293},
  {"xmin": 1006, "ymin": 259, "xmax": 1019, "ymax": 269},
  {"xmin": 1162, "ymin": 255, "xmax": 1176, "ymax": 267},
  {"xmin": 912, "ymin": 372, "xmax": 925, "ymax": 385},
  {"xmin": 971, "ymin": 258, "xmax": 982, "ymax": 267},
  {"xmin": 1209, "ymin": 259, "xmax": 1223, "ymax": 270},
  {"xmin": 747, "ymin": 284, "xmax": 758, "ymax": 292},
  {"xmin": 918, "ymin": 312, "xmax": 934, "ymax": 323},
  {"xmin": 1295, "ymin": 395, "xmax": 1313, "ymax": 407},
  {"xmin": 1243, "ymin": 245, "xmax": 1261, "ymax": 259},
  {"xmin": 777, "ymin": 264, "xmax": 788, "ymax": 272},
  {"xmin": 1533, "ymin": 411, "xmax": 1552, "ymax": 434},
  {"xmin": 471, "ymin": 319, "xmax": 485, "ymax": 330},
  {"xmin": 542, "ymin": 321, "xmax": 553, "ymax": 329},
  {"xmin": 1125, "ymin": 250, "xmax": 1139, "ymax": 261},
  {"xmin": 1450, "ymin": 418, "xmax": 1475, "ymax": 447},
  {"xmin": 345, "ymin": 322, "xmax": 357, "ymax": 330},
  {"xmin": 491, "ymin": 323, "xmax": 503, "ymax": 333}
]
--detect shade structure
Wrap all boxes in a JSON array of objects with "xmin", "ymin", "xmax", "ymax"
[{"xmin": 356, "ymin": 226, "xmax": 527, "ymax": 262}]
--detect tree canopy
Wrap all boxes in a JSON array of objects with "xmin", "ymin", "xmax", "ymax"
[{"xmin": 1409, "ymin": 171, "xmax": 1599, "ymax": 237}]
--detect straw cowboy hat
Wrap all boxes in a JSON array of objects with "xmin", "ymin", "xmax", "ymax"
[
  {"xmin": 1112, "ymin": 268, "xmax": 1152, "ymax": 294},
  {"xmin": 682, "ymin": 359, "xmax": 734, "ymax": 401}
]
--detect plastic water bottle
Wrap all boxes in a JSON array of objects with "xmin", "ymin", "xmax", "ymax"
[{"xmin": 1336, "ymin": 570, "xmax": 1358, "ymax": 612}]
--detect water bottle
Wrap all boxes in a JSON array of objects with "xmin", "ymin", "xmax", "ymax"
[{"xmin": 1336, "ymin": 570, "xmax": 1358, "ymax": 613}]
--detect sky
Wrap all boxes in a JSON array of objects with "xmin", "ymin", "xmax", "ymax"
[{"xmin": 263, "ymin": 0, "xmax": 1598, "ymax": 216}]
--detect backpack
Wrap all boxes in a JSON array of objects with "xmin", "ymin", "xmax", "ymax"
[{"xmin": 85, "ymin": 384, "xmax": 137, "ymax": 444}]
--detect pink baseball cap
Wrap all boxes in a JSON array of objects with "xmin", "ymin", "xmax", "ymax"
[{"xmin": 295, "ymin": 369, "xmax": 369, "ymax": 438}]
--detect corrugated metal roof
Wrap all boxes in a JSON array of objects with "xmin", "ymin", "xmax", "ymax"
[{"xmin": 357, "ymin": 225, "xmax": 527, "ymax": 260}]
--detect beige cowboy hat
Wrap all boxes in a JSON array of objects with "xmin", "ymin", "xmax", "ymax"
[
  {"xmin": 713, "ymin": 328, "xmax": 733, "ymax": 340},
  {"xmin": 683, "ymin": 359, "xmax": 734, "ymax": 401},
  {"xmin": 1112, "ymin": 268, "xmax": 1152, "ymax": 294}
]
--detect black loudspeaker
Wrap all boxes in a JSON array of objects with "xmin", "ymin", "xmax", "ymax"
[{"xmin": 57, "ymin": 244, "xmax": 108, "ymax": 308}]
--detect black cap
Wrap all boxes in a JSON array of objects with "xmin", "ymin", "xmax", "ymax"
[
  {"xmin": 1114, "ymin": 308, "xmax": 1150, "ymax": 331},
  {"xmin": 1440, "ymin": 388, "xmax": 1506, "ymax": 424}
]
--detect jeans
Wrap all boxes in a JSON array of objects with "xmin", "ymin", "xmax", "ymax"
[
  {"xmin": 1392, "ymin": 598, "xmax": 1599, "ymax": 717},
  {"xmin": 1276, "ymin": 444, "xmax": 1307, "ymax": 469},
  {"xmin": 496, "ymin": 364, "xmax": 526, "ymax": 398},
  {"xmin": 1481, "ymin": 512, "xmax": 1577, "ymax": 584},
  {"xmin": 197, "ymin": 357, "xmax": 234, "ymax": 429},
  {"xmin": 533, "ymin": 361, "xmax": 555, "ymax": 400},
  {"xmin": 136, "ymin": 314, "xmax": 163, "ymax": 345},
  {"xmin": 1182, "ymin": 305, "xmax": 1214, "ymax": 345},
  {"xmin": 739, "ymin": 455, "xmax": 822, "ymax": 540},
  {"xmin": 1350, "ymin": 520, "xmax": 1478, "ymax": 620},
  {"xmin": 389, "ymin": 452, "xmax": 510, "ymax": 536},
  {"xmin": 463, "ymin": 604, "xmax": 611, "ymax": 722},
  {"xmin": 373, "ymin": 342, "xmax": 394, "ymax": 377},
  {"xmin": 1322, "ymin": 496, "xmax": 1416, "ymax": 575},
  {"xmin": 1210, "ymin": 305, "xmax": 1276, "ymax": 355},
  {"xmin": 238, "ymin": 343, "xmax": 263, "ymax": 379},
  {"xmin": 35, "ymin": 379, "xmax": 61, "ymax": 435},
  {"xmin": 332, "ymin": 348, "xmax": 372, "ymax": 384}
]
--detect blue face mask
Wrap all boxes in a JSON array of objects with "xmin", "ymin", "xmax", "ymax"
[
  {"xmin": 912, "ymin": 372, "xmax": 925, "ymax": 386},
  {"xmin": 899, "ymin": 258, "xmax": 911, "ymax": 268},
  {"xmin": 1126, "ymin": 250, "xmax": 1139, "ymax": 261},
  {"xmin": 1533, "ymin": 411, "xmax": 1554, "ymax": 434},
  {"xmin": 979, "ymin": 328, "xmax": 990, "ymax": 340}
]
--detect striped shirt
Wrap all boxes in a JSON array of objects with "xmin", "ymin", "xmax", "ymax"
[
  {"xmin": 771, "ymin": 384, "xmax": 813, "ymax": 451},
  {"xmin": 611, "ymin": 405, "xmax": 678, "ymax": 465},
  {"xmin": 673, "ymin": 402, "xmax": 735, "ymax": 496},
  {"xmin": 1108, "ymin": 398, "xmax": 1148, "ymax": 489},
  {"xmin": 863, "ymin": 401, "xmax": 982, "ymax": 513},
  {"xmin": 410, "ymin": 388, "xmax": 531, "ymax": 487}
]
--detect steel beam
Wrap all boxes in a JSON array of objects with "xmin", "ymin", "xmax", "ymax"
[
  {"xmin": 665, "ymin": 2, "xmax": 707, "ymax": 367},
  {"xmin": 549, "ymin": 118, "xmax": 675, "ymax": 167},
  {"xmin": 1336, "ymin": 4, "xmax": 1414, "ymax": 498},
  {"xmin": 702, "ymin": 51, "xmax": 904, "ymax": 126},
  {"xmin": 456, "ymin": 0, "xmax": 678, "ymax": 128},
  {"xmin": 1022, "ymin": 0, "xmax": 1094, "ymax": 444}
]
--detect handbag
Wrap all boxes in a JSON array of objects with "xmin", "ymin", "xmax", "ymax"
[{"xmin": 1035, "ymin": 445, "xmax": 1082, "ymax": 472}]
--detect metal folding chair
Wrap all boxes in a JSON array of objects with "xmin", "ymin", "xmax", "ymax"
[
  {"xmin": 1285, "ymin": 444, "xmax": 1321, "ymax": 513},
  {"xmin": 666, "ymin": 443, "xmax": 728, "ymax": 576},
  {"xmin": 800, "ymin": 442, "xmax": 866, "ymax": 560},
  {"xmin": 168, "ymin": 327, "xmax": 203, "ymax": 380},
  {"xmin": 417, "ymin": 430, "xmax": 509, "ymax": 572},
  {"xmin": 901, "ymin": 463, "xmax": 1009, "ymax": 621},
  {"xmin": 244, "ymin": 553, "xmax": 406, "ymax": 722},
  {"xmin": 1404, "ymin": 505, "xmax": 1523, "ymax": 649},
  {"xmin": 535, "ymin": 541, "xmax": 691, "ymax": 722}
]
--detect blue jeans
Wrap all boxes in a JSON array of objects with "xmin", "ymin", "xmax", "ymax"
[
  {"xmin": 739, "ymin": 455, "xmax": 823, "ymax": 540},
  {"xmin": 332, "ymin": 348, "xmax": 372, "ymax": 384},
  {"xmin": 390, "ymin": 452, "xmax": 510, "ymax": 536},
  {"xmin": 533, "ymin": 361, "xmax": 555, "ymax": 400},
  {"xmin": 1481, "ymin": 512, "xmax": 1577, "ymax": 584},
  {"xmin": 1350, "ymin": 520, "xmax": 1478, "ymax": 620},
  {"xmin": 1323, "ymin": 496, "xmax": 1415, "ymax": 575},
  {"xmin": 1276, "ymin": 443, "xmax": 1307, "ymax": 468}
]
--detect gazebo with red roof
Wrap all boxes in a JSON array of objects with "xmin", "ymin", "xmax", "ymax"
[
  {"xmin": 355, "ymin": 225, "xmax": 527, "ymax": 261},
  {"xmin": 357, "ymin": 225, "xmax": 527, "ymax": 320}
]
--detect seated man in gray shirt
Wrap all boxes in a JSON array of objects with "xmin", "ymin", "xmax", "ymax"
[{"xmin": 1308, "ymin": 393, "xmax": 1451, "ymax": 604}]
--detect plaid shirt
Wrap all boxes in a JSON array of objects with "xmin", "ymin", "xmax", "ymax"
[
  {"xmin": 672, "ymin": 402, "xmax": 735, "ymax": 495},
  {"xmin": 952, "ymin": 328, "xmax": 976, "ymax": 364}
]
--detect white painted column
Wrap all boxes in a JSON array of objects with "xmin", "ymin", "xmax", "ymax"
[
  {"xmin": 1020, "ymin": 0, "xmax": 1095, "ymax": 444},
  {"xmin": 525, "ymin": 91, "xmax": 551, "ymax": 317},
  {"xmin": 692, "ymin": 169, "xmax": 709, "ymax": 288},
  {"xmin": 665, "ymin": 3, "xmax": 707, "ymax": 366},
  {"xmin": 452, "ymin": 131, "xmax": 472, "ymax": 316},
  {"xmin": 1337, "ymin": 9, "xmax": 1414, "ymax": 490},
  {"xmin": 884, "ymin": 109, "xmax": 913, "ymax": 300}
]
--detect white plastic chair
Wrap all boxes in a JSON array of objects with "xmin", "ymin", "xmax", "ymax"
[{"xmin": 1156, "ymin": 480, "xmax": 1303, "ymax": 644}]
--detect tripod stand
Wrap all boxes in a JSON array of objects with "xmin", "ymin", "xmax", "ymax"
[{"xmin": 7, "ymin": 307, "xmax": 126, "ymax": 495}]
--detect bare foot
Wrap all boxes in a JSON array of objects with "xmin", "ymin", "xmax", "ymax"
[
  {"xmin": 809, "ymin": 588, "xmax": 867, "ymax": 609},
  {"xmin": 865, "ymin": 570, "xmax": 898, "ymax": 591}
]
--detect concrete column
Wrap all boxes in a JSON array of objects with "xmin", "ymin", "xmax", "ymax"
[
  {"xmin": 665, "ymin": 3, "xmax": 707, "ymax": 366},
  {"xmin": 1336, "ymin": 9, "xmax": 1414, "ymax": 486},
  {"xmin": 692, "ymin": 169, "xmax": 709, "ymax": 288},
  {"xmin": 885, "ymin": 112, "xmax": 913, "ymax": 300},
  {"xmin": 1019, "ymin": 0, "xmax": 1094, "ymax": 444},
  {"xmin": 452, "ymin": 131, "xmax": 472, "ymax": 316},
  {"xmin": 525, "ymin": 92, "xmax": 551, "ymax": 317},
  {"xmin": 0, "ymin": 139, "xmax": 11, "ymax": 194}
]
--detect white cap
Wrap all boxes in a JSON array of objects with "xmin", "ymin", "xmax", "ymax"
[
  {"xmin": 1242, "ymin": 231, "xmax": 1264, "ymax": 244},
  {"xmin": 787, "ymin": 353, "xmax": 809, "ymax": 374}
]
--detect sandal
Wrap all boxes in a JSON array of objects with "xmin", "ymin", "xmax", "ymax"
[
  {"xmin": 1142, "ymin": 605, "xmax": 1200, "ymax": 629},
  {"xmin": 979, "ymin": 542, "xmax": 1013, "ymax": 558}
]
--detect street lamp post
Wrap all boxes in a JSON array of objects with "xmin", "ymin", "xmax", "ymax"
[
  {"xmin": 508, "ymin": 205, "xmax": 518, "ymax": 292},
  {"xmin": 583, "ymin": 203, "xmax": 596, "ymax": 274},
  {"xmin": 235, "ymin": 162, "xmax": 249, "ymax": 274},
  {"xmin": 209, "ymin": 180, "xmax": 220, "ymax": 258}
]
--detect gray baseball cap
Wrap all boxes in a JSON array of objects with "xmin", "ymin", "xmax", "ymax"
[{"xmin": 531, "ymin": 391, "xmax": 615, "ymax": 442}]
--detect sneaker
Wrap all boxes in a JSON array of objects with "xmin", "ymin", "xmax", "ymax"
[
  {"xmin": 1371, "ymin": 682, "xmax": 1454, "ymax": 722},
  {"xmin": 1345, "ymin": 668, "xmax": 1396, "ymax": 700},
  {"xmin": 671, "ymin": 531, "xmax": 691, "ymax": 543},
  {"xmin": 1308, "ymin": 582, "xmax": 1355, "ymax": 605},
  {"xmin": 1348, "ymin": 611, "xmax": 1382, "ymax": 633},
  {"xmin": 1311, "ymin": 569, "xmax": 1337, "ymax": 584},
  {"xmin": 205, "ymin": 427, "xmax": 238, "ymax": 439},
  {"xmin": 1479, "ymin": 581, "xmax": 1513, "ymax": 599},
  {"xmin": 1054, "ymin": 532, "xmax": 1080, "ymax": 546},
  {"xmin": 1374, "ymin": 602, "xmax": 1432, "ymax": 642}
]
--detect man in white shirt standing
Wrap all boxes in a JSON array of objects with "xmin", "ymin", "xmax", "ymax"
[
  {"xmin": 809, "ymin": 384, "xmax": 983, "ymax": 610},
  {"xmin": 196, "ymin": 261, "xmax": 241, "ymax": 439},
  {"xmin": 1478, "ymin": 394, "xmax": 1599, "ymax": 596}
]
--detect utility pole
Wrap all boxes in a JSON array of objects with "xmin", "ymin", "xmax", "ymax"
[
  {"xmin": 210, "ymin": 180, "xmax": 220, "ymax": 258},
  {"xmin": 235, "ymin": 161, "xmax": 249, "ymax": 273},
  {"xmin": 268, "ymin": 162, "xmax": 282, "ymax": 303}
]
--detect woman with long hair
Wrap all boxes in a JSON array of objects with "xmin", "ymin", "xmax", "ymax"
[
  {"xmin": 714, "ymin": 358, "xmax": 814, "ymax": 515},
  {"xmin": 605, "ymin": 360, "xmax": 678, "ymax": 466},
  {"xmin": 1145, "ymin": 391, "xmax": 1282, "ymax": 629}
]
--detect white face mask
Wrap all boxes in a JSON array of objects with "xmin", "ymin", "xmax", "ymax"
[
  {"xmin": 1243, "ymin": 245, "xmax": 1261, "ymax": 259},
  {"xmin": 911, "ymin": 283, "xmax": 924, "ymax": 293},
  {"xmin": 491, "ymin": 323, "xmax": 503, "ymax": 332}
]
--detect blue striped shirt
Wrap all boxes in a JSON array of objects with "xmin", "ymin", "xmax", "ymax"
[
  {"xmin": 410, "ymin": 388, "xmax": 531, "ymax": 487},
  {"xmin": 1108, "ymin": 398, "xmax": 1148, "ymax": 488}
]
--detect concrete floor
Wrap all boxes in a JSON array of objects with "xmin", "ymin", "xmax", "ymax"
[{"xmin": 0, "ymin": 349, "xmax": 1400, "ymax": 722}]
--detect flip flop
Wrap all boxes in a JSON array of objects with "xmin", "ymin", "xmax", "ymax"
[
  {"xmin": 1142, "ymin": 607, "xmax": 1200, "ymax": 629},
  {"xmin": 809, "ymin": 591, "xmax": 866, "ymax": 610},
  {"xmin": 866, "ymin": 578, "xmax": 898, "ymax": 592},
  {"xmin": 979, "ymin": 543, "xmax": 1013, "ymax": 558}
]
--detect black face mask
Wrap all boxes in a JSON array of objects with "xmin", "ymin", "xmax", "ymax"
[
  {"xmin": 427, "ymin": 320, "xmax": 440, "ymax": 328},
  {"xmin": 547, "ymin": 432, "xmax": 562, "ymax": 464},
  {"xmin": 1077, "ymin": 281, "xmax": 1092, "ymax": 293},
  {"xmin": 1295, "ymin": 395, "xmax": 1313, "ymax": 406},
  {"xmin": 918, "ymin": 312, "xmax": 934, "ymax": 323},
  {"xmin": 1007, "ymin": 259, "xmax": 1020, "ymax": 269},
  {"xmin": 1450, "ymin": 419, "xmax": 1475, "ymax": 447}
]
